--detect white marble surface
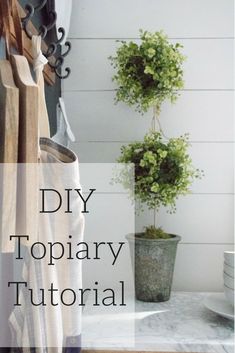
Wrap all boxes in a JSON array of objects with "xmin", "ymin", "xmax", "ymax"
[{"xmin": 81, "ymin": 292, "xmax": 234, "ymax": 352}]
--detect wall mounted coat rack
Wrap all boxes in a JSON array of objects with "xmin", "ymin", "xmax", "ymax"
[{"xmin": 8, "ymin": 0, "xmax": 72, "ymax": 85}]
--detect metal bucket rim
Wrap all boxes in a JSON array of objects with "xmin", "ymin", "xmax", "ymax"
[{"xmin": 126, "ymin": 233, "xmax": 182, "ymax": 243}]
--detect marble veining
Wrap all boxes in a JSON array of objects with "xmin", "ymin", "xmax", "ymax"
[{"xmin": 82, "ymin": 292, "xmax": 234, "ymax": 352}]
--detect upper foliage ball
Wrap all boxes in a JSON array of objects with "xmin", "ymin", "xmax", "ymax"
[{"xmin": 109, "ymin": 30, "xmax": 186, "ymax": 113}]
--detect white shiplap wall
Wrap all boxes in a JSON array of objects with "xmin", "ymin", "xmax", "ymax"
[{"xmin": 63, "ymin": 0, "xmax": 234, "ymax": 291}]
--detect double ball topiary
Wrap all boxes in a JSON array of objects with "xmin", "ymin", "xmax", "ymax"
[
  {"xmin": 110, "ymin": 30, "xmax": 186, "ymax": 113},
  {"xmin": 117, "ymin": 131, "xmax": 202, "ymax": 212},
  {"xmin": 111, "ymin": 30, "xmax": 202, "ymax": 239}
]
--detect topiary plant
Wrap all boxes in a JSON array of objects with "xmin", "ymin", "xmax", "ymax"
[
  {"xmin": 117, "ymin": 131, "xmax": 202, "ymax": 238},
  {"xmin": 110, "ymin": 30, "xmax": 202, "ymax": 239},
  {"xmin": 109, "ymin": 30, "xmax": 186, "ymax": 114}
]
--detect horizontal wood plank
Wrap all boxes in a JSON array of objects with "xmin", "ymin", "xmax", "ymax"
[
  {"xmin": 63, "ymin": 91, "xmax": 234, "ymax": 142},
  {"xmin": 69, "ymin": 0, "xmax": 234, "ymax": 39}
]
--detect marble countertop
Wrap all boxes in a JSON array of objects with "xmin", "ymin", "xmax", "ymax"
[{"xmin": 81, "ymin": 292, "xmax": 234, "ymax": 353}]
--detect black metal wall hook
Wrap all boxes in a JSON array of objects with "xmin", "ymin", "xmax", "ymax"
[
  {"xmin": 57, "ymin": 28, "xmax": 66, "ymax": 45},
  {"xmin": 55, "ymin": 67, "xmax": 71, "ymax": 80},
  {"xmin": 44, "ymin": 28, "xmax": 67, "ymax": 58},
  {"xmin": 22, "ymin": 2, "xmax": 56, "ymax": 39},
  {"xmin": 61, "ymin": 41, "xmax": 72, "ymax": 57},
  {"xmin": 45, "ymin": 42, "xmax": 57, "ymax": 58},
  {"xmin": 48, "ymin": 55, "xmax": 71, "ymax": 80}
]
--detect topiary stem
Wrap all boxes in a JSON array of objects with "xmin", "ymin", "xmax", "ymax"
[
  {"xmin": 151, "ymin": 105, "xmax": 161, "ymax": 132},
  {"xmin": 152, "ymin": 105, "xmax": 170, "ymax": 141},
  {"xmin": 152, "ymin": 106, "xmax": 158, "ymax": 230},
  {"xmin": 151, "ymin": 106, "xmax": 157, "ymax": 132},
  {"xmin": 154, "ymin": 208, "xmax": 156, "ymax": 228}
]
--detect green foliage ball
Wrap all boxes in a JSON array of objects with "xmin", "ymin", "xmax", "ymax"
[
  {"xmin": 117, "ymin": 131, "xmax": 202, "ymax": 212},
  {"xmin": 109, "ymin": 30, "xmax": 186, "ymax": 113}
]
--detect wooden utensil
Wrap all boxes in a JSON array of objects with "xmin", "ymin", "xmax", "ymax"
[
  {"xmin": 11, "ymin": 55, "xmax": 39, "ymax": 163},
  {"xmin": 0, "ymin": 60, "xmax": 19, "ymax": 252},
  {"xmin": 11, "ymin": 54, "xmax": 39, "ymax": 246}
]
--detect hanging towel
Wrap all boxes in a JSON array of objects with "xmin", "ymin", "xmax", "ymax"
[
  {"xmin": 53, "ymin": 97, "xmax": 76, "ymax": 147},
  {"xmin": 9, "ymin": 36, "xmax": 84, "ymax": 353},
  {"xmin": 10, "ymin": 141, "xmax": 84, "ymax": 353},
  {"xmin": 32, "ymin": 35, "xmax": 50, "ymax": 139}
]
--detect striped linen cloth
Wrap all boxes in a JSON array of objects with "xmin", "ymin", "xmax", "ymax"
[{"xmin": 9, "ymin": 139, "xmax": 84, "ymax": 352}]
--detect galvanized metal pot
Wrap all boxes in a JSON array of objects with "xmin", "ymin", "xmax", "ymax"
[{"xmin": 126, "ymin": 233, "xmax": 181, "ymax": 302}]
